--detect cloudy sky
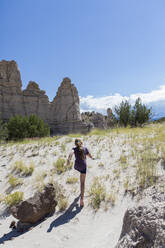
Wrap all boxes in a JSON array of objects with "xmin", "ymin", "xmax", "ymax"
[
  {"xmin": 80, "ymin": 85, "xmax": 165, "ymax": 118},
  {"xmin": 1, "ymin": 0, "xmax": 165, "ymax": 118}
]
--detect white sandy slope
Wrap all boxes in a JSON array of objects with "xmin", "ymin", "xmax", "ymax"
[{"xmin": 0, "ymin": 134, "xmax": 163, "ymax": 248}]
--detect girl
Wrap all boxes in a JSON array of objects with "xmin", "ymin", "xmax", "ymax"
[{"xmin": 67, "ymin": 139, "xmax": 94, "ymax": 207}]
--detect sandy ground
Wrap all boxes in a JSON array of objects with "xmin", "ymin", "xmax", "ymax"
[{"xmin": 0, "ymin": 133, "xmax": 163, "ymax": 247}]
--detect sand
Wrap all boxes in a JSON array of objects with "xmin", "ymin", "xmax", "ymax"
[{"xmin": 0, "ymin": 133, "xmax": 162, "ymax": 247}]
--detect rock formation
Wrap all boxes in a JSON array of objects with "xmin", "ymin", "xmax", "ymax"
[
  {"xmin": 0, "ymin": 60, "xmax": 89, "ymax": 134},
  {"xmin": 50, "ymin": 77, "xmax": 89, "ymax": 134},
  {"xmin": 81, "ymin": 109, "xmax": 117, "ymax": 129},
  {"xmin": 106, "ymin": 108, "xmax": 117, "ymax": 127},
  {"xmin": 81, "ymin": 111, "xmax": 107, "ymax": 129},
  {"xmin": 23, "ymin": 81, "xmax": 50, "ymax": 123},
  {"xmin": 0, "ymin": 60, "xmax": 24, "ymax": 121},
  {"xmin": 115, "ymin": 189, "xmax": 165, "ymax": 248},
  {"xmin": 10, "ymin": 184, "xmax": 57, "ymax": 224}
]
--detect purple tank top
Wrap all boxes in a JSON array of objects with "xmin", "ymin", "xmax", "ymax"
[{"xmin": 73, "ymin": 147, "xmax": 89, "ymax": 172}]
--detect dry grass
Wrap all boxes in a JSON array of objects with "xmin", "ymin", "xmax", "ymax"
[
  {"xmin": 53, "ymin": 158, "xmax": 72, "ymax": 174},
  {"xmin": 8, "ymin": 174, "xmax": 23, "ymax": 188},
  {"xmin": 88, "ymin": 177, "xmax": 106, "ymax": 211},
  {"xmin": 4, "ymin": 191, "xmax": 24, "ymax": 206},
  {"xmin": 12, "ymin": 160, "xmax": 34, "ymax": 176},
  {"xmin": 66, "ymin": 177, "xmax": 78, "ymax": 184}
]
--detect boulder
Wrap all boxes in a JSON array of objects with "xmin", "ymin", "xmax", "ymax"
[
  {"xmin": 10, "ymin": 184, "xmax": 57, "ymax": 224},
  {"xmin": 115, "ymin": 191, "xmax": 165, "ymax": 248}
]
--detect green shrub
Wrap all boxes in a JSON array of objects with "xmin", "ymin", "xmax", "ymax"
[
  {"xmin": 0, "ymin": 115, "xmax": 8, "ymax": 141},
  {"xmin": 5, "ymin": 192, "xmax": 24, "ymax": 206},
  {"xmin": 6, "ymin": 114, "xmax": 50, "ymax": 140}
]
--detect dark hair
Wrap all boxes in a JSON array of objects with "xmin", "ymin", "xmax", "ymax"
[{"xmin": 75, "ymin": 139, "xmax": 85, "ymax": 160}]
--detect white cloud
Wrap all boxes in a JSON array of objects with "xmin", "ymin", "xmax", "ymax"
[
  {"xmin": 80, "ymin": 85, "xmax": 165, "ymax": 114},
  {"xmin": 130, "ymin": 85, "xmax": 165, "ymax": 103}
]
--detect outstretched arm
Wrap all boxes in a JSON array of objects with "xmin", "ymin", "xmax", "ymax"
[
  {"xmin": 67, "ymin": 150, "xmax": 74, "ymax": 166},
  {"xmin": 87, "ymin": 152, "xmax": 95, "ymax": 160}
]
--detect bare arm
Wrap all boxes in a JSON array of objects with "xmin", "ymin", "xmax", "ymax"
[
  {"xmin": 87, "ymin": 152, "xmax": 95, "ymax": 160},
  {"xmin": 67, "ymin": 150, "xmax": 74, "ymax": 166}
]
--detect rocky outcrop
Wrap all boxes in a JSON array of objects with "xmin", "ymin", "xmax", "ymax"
[
  {"xmin": 0, "ymin": 60, "xmax": 24, "ymax": 121},
  {"xmin": 10, "ymin": 184, "xmax": 57, "ymax": 224},
  {"xmin": 50, "ymin": 77, "xmax": 89, "ymax": 134},
  {"xmin": 0, "ymin": 60, "xmax": 89, "ymax": 134},
  {"xmin": 81, "ymin": 111, "xmax": 107, "ymax": 129},
  {"xmin": 81, "ymin": 109, "xmax": 117, "ymax": 129},
  {"xmin": 23, "ymin": 81, "xmax": 50, "ymax": 122},
  {"xmin": 106, "ymin": 108, "xmax": 117, "ymax": 127},
  {"xmin": 115, "ymin": 190, "xmax": 165, "ymax": 248}
]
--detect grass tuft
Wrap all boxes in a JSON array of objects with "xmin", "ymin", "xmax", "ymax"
[
  {"xmin": 66, "ymin": 177, "xmax": 78, "ymax": 184},
  {"xmin": 4, "ymin": 191, "xmax": 24, "ymax": 206},
  {"xmin": 8, "ymin": 174, "xmax": 23, "ymax": 188},
  {"xmin": 88, "ymin": 177, "xmax": 106, "ymax": 211}
]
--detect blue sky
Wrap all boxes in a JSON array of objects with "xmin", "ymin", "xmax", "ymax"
[{"xmin": 1, "ymin": 0, "xmax": 165, "ymax": 117}]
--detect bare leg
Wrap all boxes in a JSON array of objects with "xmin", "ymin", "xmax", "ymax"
[{"xmin": 80, "ymin": 173, "xmax": 86, "ymax": 206}]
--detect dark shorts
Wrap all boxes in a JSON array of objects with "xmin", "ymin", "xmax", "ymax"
[{"xmin": 75, "ymin": 167, "xmax": 86, "ymax": 174}]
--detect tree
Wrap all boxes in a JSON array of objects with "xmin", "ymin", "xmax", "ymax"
[
  {"xmin": 130, "ymin": 98, "xmax": 152, "ymax": 127},
  {"xmin": 114, "ymin": 100, "xmax": 131, "ymax": 127}
]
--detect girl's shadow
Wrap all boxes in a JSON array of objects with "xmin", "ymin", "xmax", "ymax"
[
  {"xmin": 47, "ymin": 195, "xmax": 82, "ymax": 232},
  {"xmin": 0, "ymin": 195, "xmax": 82, "ymax": 244}
]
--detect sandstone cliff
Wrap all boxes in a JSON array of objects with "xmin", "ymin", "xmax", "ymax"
[{"xmin": 0, "ymin": 60, "xmax": 88, "ymax": 134}]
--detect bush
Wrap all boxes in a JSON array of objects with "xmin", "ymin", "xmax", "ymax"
[
  {"xmin": 0, "ymin": 115, "xmax": 8, "ymax": 141},
  {"xmin": 6, "ymin": 114, "xmax": 50, "ymax": 140}
]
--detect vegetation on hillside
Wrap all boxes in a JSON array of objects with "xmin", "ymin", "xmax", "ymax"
[{"xmin": 0, "ymin": 114, "xmax": 50, "ymax": 141}]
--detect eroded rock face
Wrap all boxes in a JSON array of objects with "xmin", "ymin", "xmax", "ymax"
[
  {"xmin": 50, "ymin": 77, "xmax": 89, "ymax": 134},
  {"xmin": 115, "ymin": 191, "xmax": 165, "ymax": 248},
  {"xmin": 10, "ymin": 184, "xmax": 57, "ymax": 224},
  {"xmin": 23, "ymin": 81, "xmax": 50, "ymax": 122},
  {"xmin": 0, "ymin": 60, "xmax": 89, "ymax": 134},
  {"xmin": 0, "ymin": 60, "xmax": 24, "ymax": 121},
  {"xmin": 51, "ymin": 77, "xmax": 81, "ymax": 122}
]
